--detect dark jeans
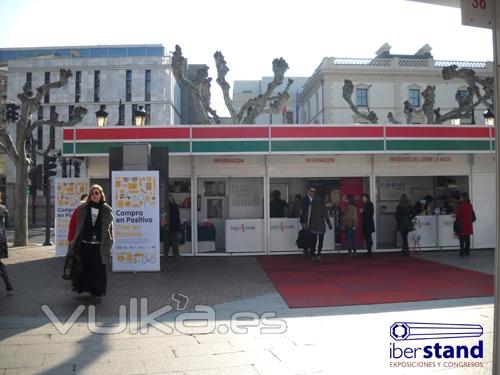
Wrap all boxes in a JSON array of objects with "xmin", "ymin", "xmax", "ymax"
[
  {"xmin": 165, "ymin": 230, "xmax": 179, "ymax": 256},
  {"xmin": 363, "ymin": 231, "xmax": 373, "ymax": 253},
  {"xmin": 308, "ymin": 233, "xmax": 325, "ymax": 257},
  {"xmin": 400, "ymin": 230, "xmax": 409, "ymax": 253},
  {"xmin": 459, "ymin": 235, "xmax": 471, "ymax": 255},
  {"xmin": 345, "ymin": 227, "xmax": 356, "ymax": 253},
  {"xmin": 78, "ymin": 243, "xmax": 107, "ymax": 296}
]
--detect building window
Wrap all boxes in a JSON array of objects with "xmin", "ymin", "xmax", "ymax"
[
  {"xmin": 126, "ymin": 70, "xmax": 132, "ymax": 102},
  {"xmin": 94, "ymin": 71, "xmax": 100, "ymax": 102},
  {"xmin": 44, "ymin": 72, "xmax": 50, "ymax": 103},
  {"xmin": 69, "ymin": 105, "xmax": 74, "ymax": 121},
  {"xmin": 356, "ymin": 88, "xmax": 368, "ymax": 107},
  {"xmin": 37, "ymin": 106, "xmax": 43, "ymax": 149},
  {"xmin": 145, "ymin": 70, "xmax": 151, "ymax": 102},
  {"xmin": 457, "ymin": 89, "xmax": 470, "ymax": 99},
  {"xmin": 26, "ymin": 72, "xmax": 32, "ymax": 92},
  {"xmin": 50, "ymin": 106, "xmax": 56, "ymax": 147},
  {"xmin": 145, "ymin": 104, "xmax": 151, "ymax": 125},
  {"xmin": 285, "ymin": 111, "xmax": 293, "ymax": 125},
  {"xmin": 75, "ymin": 71, "xmax": 81, "ymax": 103},
  {"xmin": 409, "ymin": 88, "xmax": 420, "ymax": 107}
]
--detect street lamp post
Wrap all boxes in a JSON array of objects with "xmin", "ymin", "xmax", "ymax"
[
  {"xmin": 95, "ymin": 105, "xmax": 109, "ymax": 127},
  {"xmin": 134, "ymin": 106, "xmax": 147, "ymax": 126},
  {"xmin": 483, "ymin": 108, "xmax": 494, "ymax": 126}
]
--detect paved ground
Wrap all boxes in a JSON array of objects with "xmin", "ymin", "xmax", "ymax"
[{"xmin": 0, "ymin": 243, "xmax": 495, "ymax": 375}]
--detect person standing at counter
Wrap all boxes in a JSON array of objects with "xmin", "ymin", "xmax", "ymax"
[
  {"xmin": 342, "ymin": 194, "xmax": 358, "ymax": 256},
  {"xmin": 360, "ymin": 193, "xmax": 375, "ymax": 256},
  {"xmin": 270, "ymin": 190, "xmax": 288, "ymax": 218},
  {"xmin": 454, "ymin": 192, "xmax": 475, "ymax": 257},
  {"xmin": 396, "ymin": 194, "xmax": 415, "ymax": 256}
]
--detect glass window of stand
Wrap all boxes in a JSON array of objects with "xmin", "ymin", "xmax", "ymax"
[
  {"xmin": 376, "ymin": 175, "xmax": 469, "ymax": 250},
  {"xmin": 196, "ymin": 177, "xmax": 264, "ymax": 254},
  {"xmin": 269, "ymin": 177, "xmax": 370, "ymax": 253}
]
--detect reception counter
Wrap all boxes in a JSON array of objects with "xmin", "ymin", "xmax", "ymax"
[
  {"xmin": 408, "ymin": 215, "xmax": 457, "ymax": 249},
  {"xmin": 269, "ymin": 218, "xmax": 301, "ymax": 252},
  {"xmin": 269, "ymin": 217, "xmax": 335, "ymax": 253},
  {"xmin": 225, "ymin": 219, "xmax": 265, "ymax": 253}
]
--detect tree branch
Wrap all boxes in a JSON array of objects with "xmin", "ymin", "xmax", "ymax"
[
  {"xmin": 214, "ymin": 51, "xmax": 238, "ymax": 122},
  {"xmin": 342, "ymin": 80, "xmax": 378, "ymax": 123},
  {"xmin": 0, "ymin": 128, "xmax": 20, "ymax": 163}
]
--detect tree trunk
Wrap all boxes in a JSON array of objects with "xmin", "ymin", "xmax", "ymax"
[{"xmin": 13, "ymin": 159, "xmax": 29, "ymax": 246}]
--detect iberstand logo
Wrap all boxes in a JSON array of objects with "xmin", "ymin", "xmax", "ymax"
[{"xmin": 389, "ymin": 322, "xmax": 485, "ymax": 370}]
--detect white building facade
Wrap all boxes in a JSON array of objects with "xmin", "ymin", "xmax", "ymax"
[{"xmin": 300, "ymin": 43, "xmax": 493, "ymax": 125}]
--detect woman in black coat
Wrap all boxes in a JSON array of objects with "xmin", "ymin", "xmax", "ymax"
[
  {"xmin": 395, "ymin": 194, "xmax": 415, "ymax": 255},
  {"xmin": 0, "ymin": 192, "xmax": 12, "ymax": 294},
  {"xmin": 360, "ymin": 193, "xmax": 375, "ymax": 255}
]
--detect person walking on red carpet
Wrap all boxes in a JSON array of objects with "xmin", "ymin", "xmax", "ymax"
[
  {"xmin": 360, "ymin": 193, "xmax": 375, "ymax": 256},
  {"xmin": 343, "ymin": 194, "xmax": 358, "ymax": 256},
  {"xmin": 396, "ymin": 194, "xmax": 415, "ymax": 256},
  {"xmin": 300, "ymin": 187, "xmax": 332, "ymax": 262},
  {"xmin": 454, "ymin": 192, "xmax": 475, "ymax": 257}
]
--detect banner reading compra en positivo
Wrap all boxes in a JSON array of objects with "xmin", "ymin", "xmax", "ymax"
[{"xmin": 111, "ymin": 171, "xmax": 160, "ymax": 272}]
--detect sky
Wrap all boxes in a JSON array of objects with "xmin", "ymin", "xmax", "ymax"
[{"xmin": 0, "ymin": 0, "xmax": 494, "ymax": 114}]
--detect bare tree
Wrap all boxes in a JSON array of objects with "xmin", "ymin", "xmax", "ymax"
[
  {"xmin": 342, "ymin": 80, "xmax": 378, "ymax": 123},
  {"xmin": 344, "ymin": 65, "xmax": 493, "ymax": 124},
  {"xmin": 172, "ymin": 45, "xmax": 293, "ymax": 124},
  {"xmin": 0, "ymin": 69, "xmax": 87, "ymax": 246}
]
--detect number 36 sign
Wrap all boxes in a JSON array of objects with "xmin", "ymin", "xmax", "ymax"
[{"xmin": 461, "ymin": 0, "xmax": 493, "ymax": 29}]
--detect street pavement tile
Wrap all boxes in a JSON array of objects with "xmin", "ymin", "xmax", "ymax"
[
  {"xmin": 172, "ymin": 342, "xmax": 241, "ymax": 357},
  {"xmin": 0, "ymin": 353, "xmax": 44, "ymax": 369},
  {"xmin": 142, "ymin": 350, "xmax": 279, "ymax": 373},
  {"xmin": 183, "ymin": 366, "xmax": 259, "ymax": 374}
]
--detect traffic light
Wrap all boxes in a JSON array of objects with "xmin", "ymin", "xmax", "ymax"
[
  {"xmin": 5, "ymin": 103, "xmax": 20, "ymax": 122},
  {"xmin": 74, "ymin": 160, "xmax": 81, "ymax": 178},
  {"xmin": 43, "ymin": 153, "xmax": 58, "ymax": 187}
]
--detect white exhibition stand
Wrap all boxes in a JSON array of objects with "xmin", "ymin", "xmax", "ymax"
[{"xmin": 225, "ymin": 219, "xmax": 265, "ymax": 253}]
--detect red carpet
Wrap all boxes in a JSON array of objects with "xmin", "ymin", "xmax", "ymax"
[{"xmin": 256, "ymin": 253, "xmax": 493, "ymax": 308}]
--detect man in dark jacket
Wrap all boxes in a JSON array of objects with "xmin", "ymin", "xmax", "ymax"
[{"xmin": 164, "ymin": 195, "xmax": 181, "ymax": 256}]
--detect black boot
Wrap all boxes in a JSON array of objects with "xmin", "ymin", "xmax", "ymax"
[{"xmin": 0, "ymin": 262, "xmax": 13, "ymax": 293}]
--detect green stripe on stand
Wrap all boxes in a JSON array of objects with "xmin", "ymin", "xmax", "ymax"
[
  {"xmin": 271, "ymin": 140, "xmax": 384, "ymax": 152},
  {"xmin": 192, "ymin": 141, "xmax": 269, "ymax": 153},
  {"xmin": 387, "ymin": 140, "xmax": 491, "ymax": 151},
  {"xmin": 74, "ymin": 141, "xmax": 190, "ymax": 154}
]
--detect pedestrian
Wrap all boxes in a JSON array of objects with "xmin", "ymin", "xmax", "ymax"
[
  {"xmin": 289, "ymin": 194, "xmax": 302, "ymax": 218},
  {"xmin": 164, "ymin": 195, "xmax": 180, "ymax": 257},
  {"xmin": 395, "ymin": 194, "xmax": 415, "ymax": 256},
  {"xmin": 62, "ymin": 193, "xmax": 88, "ymax": 280},
  {"xmin": 270, "ymin": 190, "xmax": 288, "ymax": 218},
  {"xmin": 360, "ymin": 193, "xmax": 375, "ymax": 256},
  {"xmin": 300, "ymin": 187, "xmax": 332, "ymax": 262},
  {"xmin": 68, "ymin": 185, "xmax": 114, "ymax": 301},
  {"xmin": 454, "ymin": 192, "xmax": 475, "ymax": 256},
  {"xmin": 0, "ymin": 192, "xmax": 13, "ymax": 294},
  {"xmin": 342, "ymin": 194, "xmax": 358, "ymax": 256}
]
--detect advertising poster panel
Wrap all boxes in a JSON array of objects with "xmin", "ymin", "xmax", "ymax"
[
  {"xmin": 112, "ymin": 171, "xmax": 160, "ymax": 272},
  {"xmin": 54, "ymin": 178, "xmax": 90, "ymax": 256}
]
